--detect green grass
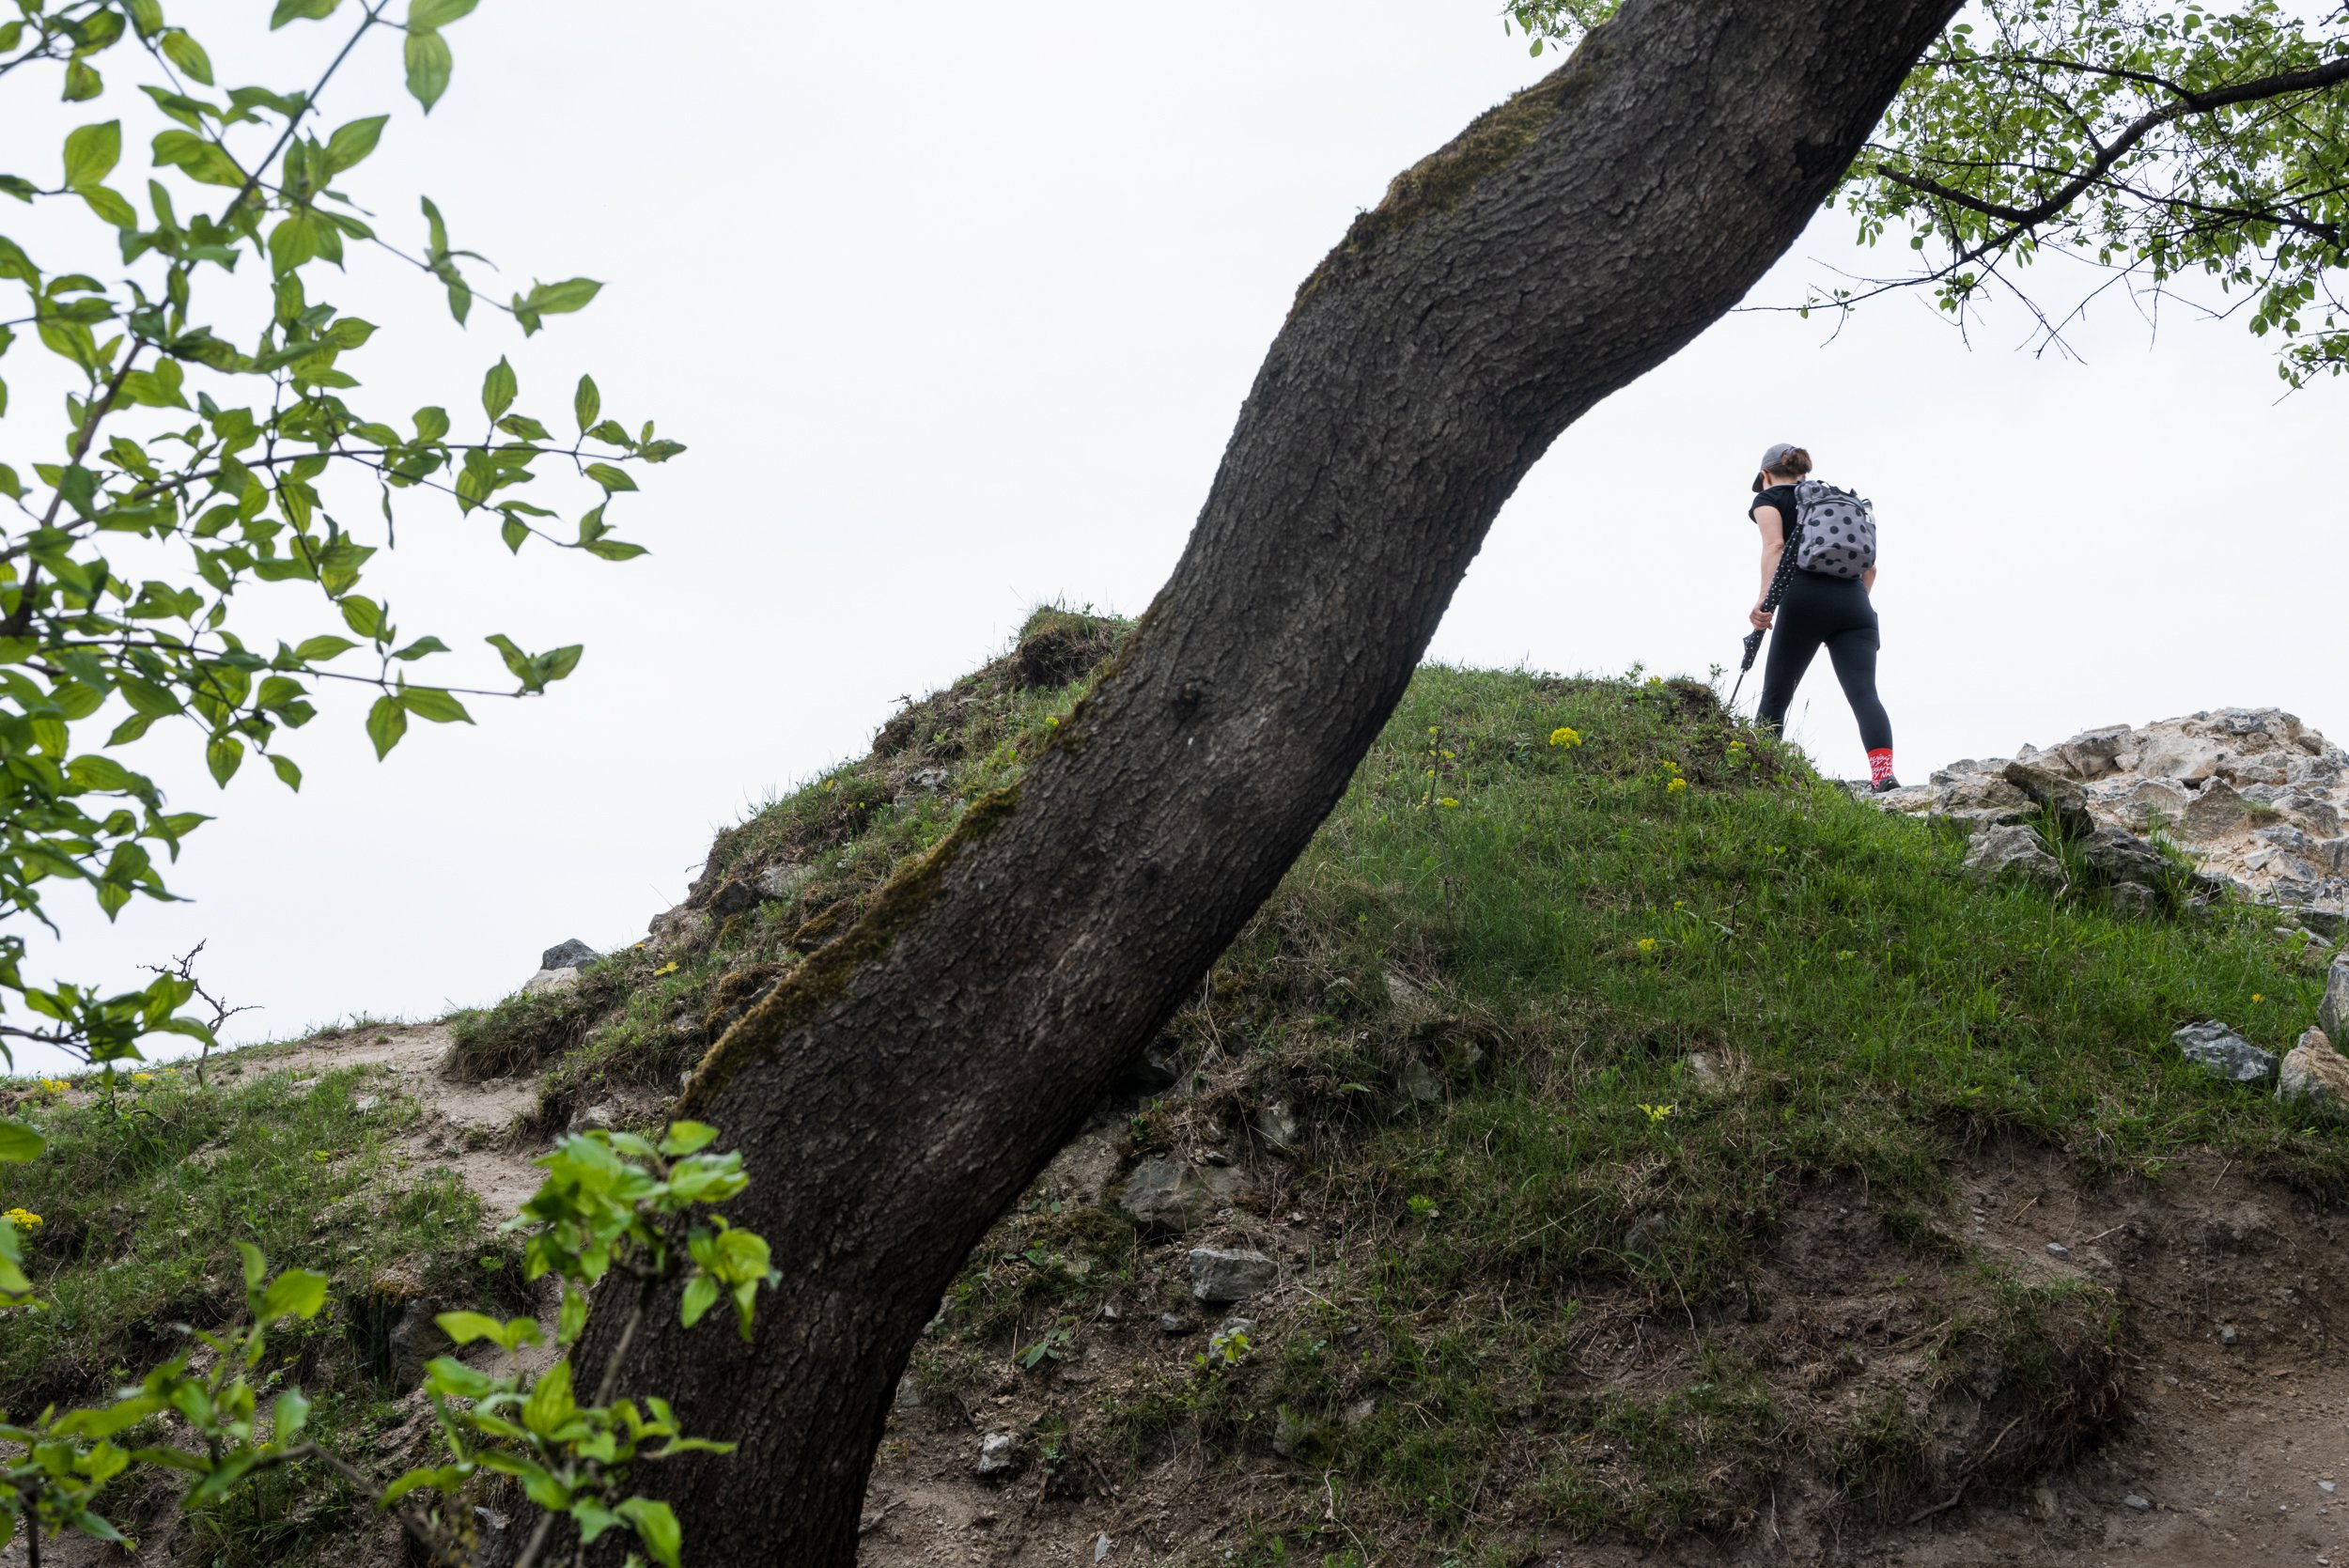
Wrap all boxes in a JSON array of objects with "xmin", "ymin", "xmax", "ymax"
[{"xmin": 0, "ymin": 1060, "xmax": 528, "ymax": 1563}]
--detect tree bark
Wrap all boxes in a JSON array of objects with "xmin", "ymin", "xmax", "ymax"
[{"xmin": 586, "ymin": 0, "xmax": 1962, "ymax": 1560}]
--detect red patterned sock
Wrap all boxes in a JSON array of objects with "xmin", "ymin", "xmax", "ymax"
[{"xmin": 1868, "ymin": 748, "xmax": 1896, "ymax": 784}]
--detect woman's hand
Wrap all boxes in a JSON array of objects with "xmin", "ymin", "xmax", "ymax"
[{"xmin": 1749, "ymin": 603, "xmax": 1774, "ymax": 631}]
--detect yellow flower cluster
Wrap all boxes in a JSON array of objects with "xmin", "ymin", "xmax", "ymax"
[
  {"xmin": 1637, "ymin": 1103, "xmax": 1676, "ymax": 1125},
  {"xmin": 39, "ymin": 1078, "xmax": 68, "ymax": 1095},
  {"xmin": 1548, "ymin": 726, "xmax": 1582, "ymax": 748},
  {"xmin": 1438, "ymin": 798, "xmax": 1459, "ymax": 810},
  {"xmin": 132, "ymin": 1071, "xmax": 154, "ymax": 1084},
  {"xmin": 1637, "ymin": 938, "xmax": 1657, "ymax": 954},
  {"xmin": 3, "ymin": 1207, "xmax": 39, "ymax": 1231}
]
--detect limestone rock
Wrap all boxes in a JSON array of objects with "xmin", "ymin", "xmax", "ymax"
[
  {"xmin": 975, "ymin": 1432, "xmax": 1023, "ymax": 1480},
  {"xmin": 1252, "ymin": 1099, "xmax": 1301, "ymax": 1149},
  {"xmin": 2183, "ymin": 780, "xmax": 2250, "ymax": 843},
  {"xmin": 521, "ymin": 966, "xmax": 581, "ymax": 996},
  {"xmin": 1186, "ymin": 1247, "xmax": 1277, "ymax": 1303},
  {"xmin": 2278, "ymin": 1028, "xmax": 2349, "ymax": 1116},
  {"xmin": 755, "ymin": 861, "xmax": 813, "ymax": 902},
  {"xmin": 541, "ymin": 938, "xmax": 598, "ymax": 970},
  {"xmin": 646, "ymin": 903, "xmax": 711, "ymax": 953},
  {"xmin": 2108, "ymin": 882, "xmax": 2159, "ymax": 919},
  {"xmin": 2173, "ymin": 1020, "xmax": 2277, "ymax": 1084},
  {"xmin": 2323, "ymin": 955, "xmax": 2349, "ymax": 1045},
  {"xmin": 2081, "ymin": 827, "xmax": 2170, "ymax": 887},
  {"xmin": 2002, "ymin": 761, "xmax": 2095, "ymax": 841},
  {"xmin": 1117, "ymin": 1157, "xmax": 1251, "ymax": 1234},
  {"xmin": 1963, "ymin": 824, "xmax": 2064, "ymax": 889}
]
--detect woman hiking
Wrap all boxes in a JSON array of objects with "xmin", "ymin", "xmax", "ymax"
[{"xmin": 1746, "ymin": 442, "xmax": 1899, "ymax": 791}]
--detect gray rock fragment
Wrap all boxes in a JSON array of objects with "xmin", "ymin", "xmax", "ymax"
[
  {"xmin": 1186, "ymin": 1247, "xmax": 1277, "ymax": 1303},
  {"xmin": 1117, "ymin": 1157, "xmax": 1251, "ymax": 1234},
  {"xmin": 1963, "ymin": 824, "xmax": 2065, "ymax": 890},
  {"xmin": 975, "ymin": 1432, "xmax": 1022, "ymax": 1480},
  {"xmin": 2324, "ymin": 955, "xmax": 2349, "ymax": 1045},
  {"xmin": 2173, "ymin": 1020, "xmax": 2277, "ymax": 1084},
  {"xmin": 541, "ymin": 938, "xmax": 598, "ymax": 970}
]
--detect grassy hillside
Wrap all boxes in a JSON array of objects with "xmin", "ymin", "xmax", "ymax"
[{"xmin": 5, "ymin": 609, "xmax": 2342, "ymax": 1564}]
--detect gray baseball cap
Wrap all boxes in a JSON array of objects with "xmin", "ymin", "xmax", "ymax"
[{"xmin": 1751, "ymin": 442, "xmax": 1804, "ymax": 492}]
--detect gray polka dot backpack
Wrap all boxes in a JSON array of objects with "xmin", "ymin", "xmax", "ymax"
[{"xmin": 1790, "ymin": 479, "xmax": 1877, "ymax": 579}]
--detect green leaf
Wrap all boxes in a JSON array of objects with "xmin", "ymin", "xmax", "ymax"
[
  {"xmin": 63, "ymin": 59, "xmax": 101, "ymax": 101},
  {"xmin": 0, "ymin": 1119, "xmax": 46, "ymax": 1163},
  {"xmin": 499, "ymin": 516, "xmax": 528, "ymax": 553},
  {"xmin": 239, "ymin": 1240, "xmax": 267, "ymax": 1292},
  {"xmin": 258, "ymin": 1267, "xmax": 330, "ymax": 1322},
  {"xmin": 390, "ymin": 635, "xmax": 449, "ymax": 661},
  {"xmin": 64, "ymin": 121, "xmax": 122, "ymax": 189},
  {"xmin": 481, "ymin": 356, "xmax": 516, "ymax": 420},
  {"xmin": 421, "ymin": 1356, "xmax": 496, "ymax": 1399},
  {"xmin": 340, "ymin": 596, "xmax": 385, "ymax": 640},
  {"xmin": 659, "ymin": 1122, "xmax": 719, "ymax": 1157},
  {"xmin": 271, "ymin": 753, "xmax": 303, "ymax": 791},
  {"xmin": 679, "ymin": 1274, "xmax": 719, "ymax": 1330},
  {"xmin": 557, "ymin": 1283, "xmax": 587, "ymax": 1344},
  {"xmin": 524, "ymin": 276, "xmax": 601, "ymax": 315},
  {"xmin": 271, "ymin": 0, "xmax": 342, "ymax": 26},
  {"xmin": 617, "ymin": 1498, "xmax": 682, "ymax": 1568},
  {"xmin": 293, "ymin": 634, "xmax": 358, "ymax": 662},
  {"xmin": 583, "ymin": 537, "xmax": 648, "ymax": 562},
  {"xmin": 205, "ymin": 733, "xmax": 243, "ymax": 787},
  {"xmin": 573, "ymin": 375, "xmax": 599, "ymax": 433},
  {"xmin": 160, "ymin": 29, "xmax": 214, "ymax": 85},
  {"xmin": 366, "ymin": 694, "xmax": 407, "ymax": 759},
  {"xmin": 583, "ymin": 463, "xmax": 637, "ymax": 493},
  {"xmin": 521, "ymin": 1358, "xmax": 576, "ymax": 1440},
  {"xmin": 400, "ymin": 687, "xmax": 472, "ymax": 724},
  {"xmin": 272, "ymin": 1388, "xmax": 311, "ymax": 1445},
  {"xmin": 404, "ymin": 27, "xmax": 454, "ymax": 112},
  {"xmin": 78, "ymin": 186, "xmax": 137, "ymax": 227},
  {"xmin": 323, "ymin": 115, "xmax": 388, "ymax": 176},
  {"xmin": 151, "ymin": 129, "xmax": 246, "ymax": 188},
  {"xmin": 434, "ymin": 1311, "xmax": 505, "ymax": 1346},
  {"xmin": 410, "ymin": 0, "xmax": 478, "ymax": 26}
]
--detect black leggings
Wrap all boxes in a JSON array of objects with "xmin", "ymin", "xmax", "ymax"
[{"xmin": 1755, "ymin": 571, "xmax": 1892, "ymax": 752}]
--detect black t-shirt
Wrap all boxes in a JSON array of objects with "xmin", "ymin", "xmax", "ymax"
[{"xmin": 1750, "ymin": 483, "xmax": 1800, "ymax": 540}]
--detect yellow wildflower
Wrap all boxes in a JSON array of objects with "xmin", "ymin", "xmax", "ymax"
[
  {"xmin": 1638, "ymin": 1103, "xmax": 1676, "ymax": 1125},
  {"xmin": 654, "ymin": 961, "xmax": 680, "ymax": 977},
  {"xmin": 132, "ymin": 1071, "xmax": 154, "ymax": 1084},
  {"xmin": 1439, "ymin": 798, "xmax": 1459, "ymax": 809},
  {"xmin": 3, "ymin": 1207, "xmax": 39, "ymax": 1231},
  {"xmin": 1666, "ymin": 777, "xmax": 1688, "ymax": 794},
  {"xmin": 39, "ymin": 1078, "xmax": 68, "ymax": 1095},
  {"xmin": 1638, "ymin": 938, "xmax": 1657, "ymax": 954},
  {"xmin": 1548, "ymin": 726, "xmax": 1581, "ymax": 748}
]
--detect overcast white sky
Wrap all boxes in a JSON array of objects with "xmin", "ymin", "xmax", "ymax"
[{"xmin": 3, "ymin": 2, "xmax": 2341, "ymax": 1077}]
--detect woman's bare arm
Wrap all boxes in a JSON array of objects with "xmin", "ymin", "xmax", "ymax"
[{"xmin": 1750, "ymin": 503, "xmax": 1786, "ymax": 629}]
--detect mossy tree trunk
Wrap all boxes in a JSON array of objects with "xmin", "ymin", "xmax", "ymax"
[{"xmin": 585, "ymin": 0, "xmax": 1962, "ymax": 1559}]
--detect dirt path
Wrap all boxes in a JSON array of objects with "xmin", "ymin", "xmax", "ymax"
[{"xmin": 210, "ymin": 1021, "xmax": 547, "ymax": 1221}]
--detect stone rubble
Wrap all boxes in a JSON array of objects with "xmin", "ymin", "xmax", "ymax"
[{"xmin": 1870, "ymin": 708, "xmax": 2349, "ymax": 926}]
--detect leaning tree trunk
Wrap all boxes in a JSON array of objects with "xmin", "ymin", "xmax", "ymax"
[{"xmin": 585, "ymin": 0, "xmax": 1961, "ymax": 1559}]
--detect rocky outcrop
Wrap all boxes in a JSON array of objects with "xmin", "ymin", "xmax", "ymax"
[{"xmin": 1873, "ymin": 708, "xmax": 2349, "ymax": 925}]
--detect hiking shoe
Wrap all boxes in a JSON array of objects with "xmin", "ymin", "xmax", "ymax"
[{"xmin": 1869, "ymin": 775, "xmax": 1904, "ymax": 794}]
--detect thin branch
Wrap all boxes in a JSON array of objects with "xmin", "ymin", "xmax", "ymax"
[{"xmin": 1871, "ymin": 54, "xmax": 2349, "ymax": 231}]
